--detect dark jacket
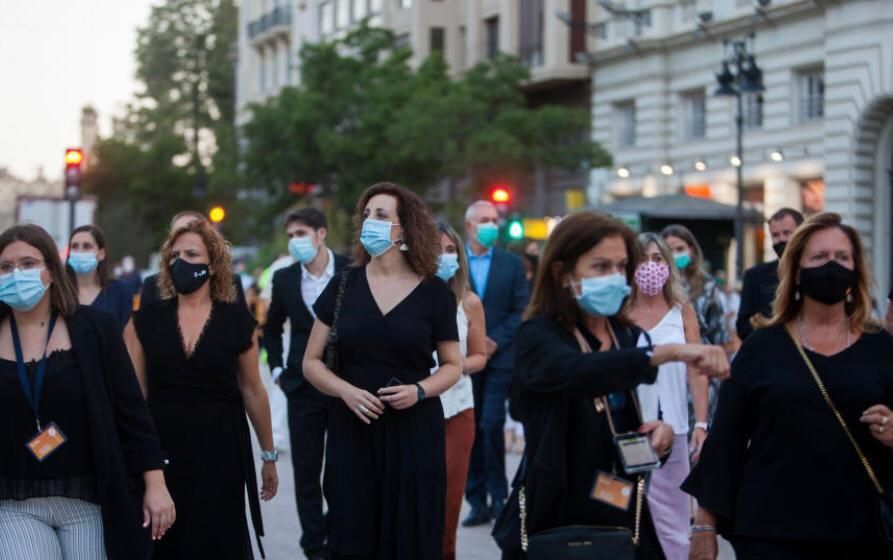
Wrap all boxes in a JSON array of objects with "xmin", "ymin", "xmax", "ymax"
[
  {"xmin": 514, "ymin": 315, "xmax": 658, "ymax": 534},
  {"xmin": 263, "ymin": 254, "xmax": 350, "ymax": 395},
  {"xmin": 89, "ymin": 278, "xmax": 133, "ymax": 330},
  {"xmin": 139, "ymin": 272, "xmax": 246, "ymax": 308},
  {"xmin": 68, "ymin": 305, "xmax": 164, "ymax": 560},
  {"xmin": 470, "ymin": 247, "xmax": 529, "ymax": 371},
  {"xmin": 736, "ymin": 260, "xmax": 778, "ymax": 340}
]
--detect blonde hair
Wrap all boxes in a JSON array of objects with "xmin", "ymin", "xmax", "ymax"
[
  {"xmin": 634, "ymin": 232, "xmax": 688, "ymax": 308},
  {"xmin": 157, "ymin": 220, "xmax": 237, "ymax": 303},
  {"xmin": 437, "ymin": 223, "xmax": 470, "ymax": 304},
  {"xmin": 756, "ymin": 212, "xmax": 878, "ymax": 334}
]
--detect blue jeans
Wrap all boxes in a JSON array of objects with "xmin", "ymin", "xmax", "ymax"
[{"xmin": 466, "ymin": 366, "xmax": 512, "ymax": 511}]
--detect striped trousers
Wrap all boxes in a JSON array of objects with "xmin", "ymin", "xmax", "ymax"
[{"xmin": 0, "ymin": 496, "xmax": 106, "ymax": 560}]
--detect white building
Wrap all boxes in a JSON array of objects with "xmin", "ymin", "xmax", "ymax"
[
  {"xmin": 235, "ymin": 0, "xmax": 598, "ymax": 214},
  {"xmin": 588, "ymin": 0, "xmax": 893, "ymax": 297}
]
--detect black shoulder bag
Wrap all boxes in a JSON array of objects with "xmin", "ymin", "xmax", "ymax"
[
  {"xmin": 324, "ymin": 272, "xmax": 349, "ymax": 375},
  {"xmin": 787, "ymin": 326, "xmax": 893, "ymax": 546}
]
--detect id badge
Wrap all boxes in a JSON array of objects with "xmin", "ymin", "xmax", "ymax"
[
  {"xmin": 591, "ymin": 471, "xmax": 634, "ymax": 511},
  {"xmin": 614, "ymin": 432, "xmax": 661, "ymax": 475},
  {"xmin": 26, "ymin": 422, "xmax": 67, "ymax": 462}
]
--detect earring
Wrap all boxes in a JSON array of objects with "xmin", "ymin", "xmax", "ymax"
[
  {"xmin": 794, "ymin": 290, "xmax": 801, "ymax": 302},
  {"xmin": 399, "ymin": 243, "xmax": 409, "ymax": 252},
  {"xmin": 846, "ymin": 291, "xmax": 853, "ymax": 303}
]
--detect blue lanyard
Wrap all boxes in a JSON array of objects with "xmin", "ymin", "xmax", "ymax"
[{"xmin": 11, "ymin": 312, "xmax": 58, "ymax": 431}]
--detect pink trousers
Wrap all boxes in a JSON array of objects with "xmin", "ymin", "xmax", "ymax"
[{"xmin": 647, "ymin": 434, "xmax": 691, "ymax": 560}]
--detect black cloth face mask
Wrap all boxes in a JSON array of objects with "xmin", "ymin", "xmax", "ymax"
[
  {"xmin": 798, "ymin": 261, "xmax": 856, "ymax": 305},
  {"xmin": 772, "ymin": 242, "xmax": 787, "ymax": 259},
  {"xmin": 170, "ymin": 258, "xmax": 210, "ymax": 295}
]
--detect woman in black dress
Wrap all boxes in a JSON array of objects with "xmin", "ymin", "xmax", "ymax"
[
  {"xmin": 685, "ymin": 213, "xmax": 893, "ymax": 560},
  {"xmin": 125, "ymin": 220, "xmax": 278, "ymax": 559},
  {"xmin": 303, "ymin": 182, "xmax": 462, "ymax": 560},
  {"xmin": 509, "ymin": 211, "xmax": 729, "ymax": 560}
]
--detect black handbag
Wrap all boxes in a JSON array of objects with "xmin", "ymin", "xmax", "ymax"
[
  {"xmin": 323, "ymin": 272, "xmax": 349, "ymax": 375},
  {"xmin": 787, "ymin": 326, "xmax": 893, "ymax": 546}
]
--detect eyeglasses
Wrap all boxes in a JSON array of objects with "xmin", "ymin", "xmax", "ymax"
[{"xmin": 0, "ymin": 258, "xmax": 45, "ymax": 275}]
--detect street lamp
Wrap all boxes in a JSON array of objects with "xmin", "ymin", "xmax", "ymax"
[{"xmin": 714, "ymin": 34, "xmax": 764, "ymax": 280}]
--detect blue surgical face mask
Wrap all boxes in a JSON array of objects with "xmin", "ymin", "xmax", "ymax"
[
  {"xmin": 573, "ymin": 273, "xmax": 631, "ymax": 317},
  {"xmin": 0, "ymin": 268, "xmax": 49, "ymax": 311},
  {"xmin": 436, "ymin": 253, "xmax": 460, "ymax": 281},
  {"xmin": 476, "ymin": 222, "xmax": 499, "ymax": 248},
  {"xmin": 68, "ymin": 251, "xmax": 99, "ymax": 274},
  {"xmin": 288, "ymin": 237, "xmax": 318, "ymax": 264},
  {"xmin": 360, "ymin": 219, "xmax": 396, "ymax": 257}
]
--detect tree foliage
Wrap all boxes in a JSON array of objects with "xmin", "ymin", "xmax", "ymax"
[{"xmin": 242, "ymin": 25, "xmax": 610, "ymax": 227}]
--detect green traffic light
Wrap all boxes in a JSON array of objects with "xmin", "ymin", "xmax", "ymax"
[{"xmin": 508, "ymin": 220, "xmax": 524, "ymax": 240}]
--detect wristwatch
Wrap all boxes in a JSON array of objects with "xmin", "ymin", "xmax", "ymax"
[
  {"xmin": 694, "ymin": 422, "xmax": 709, "ymax": 432},
  {"xmin": 260, "ymin": 449, "xmax": 279, "ymax": 463},
  {"xmin": 415, "ymin": 383, "xmax": 427, "ymax": 403}
]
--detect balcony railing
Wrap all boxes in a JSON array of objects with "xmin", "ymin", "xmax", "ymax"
[{"xmin": 247, "ymin": 4, "xmax": 292, "ymax": 41}]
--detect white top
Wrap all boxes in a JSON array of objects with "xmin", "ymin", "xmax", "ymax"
[
  {"xmin": 636, "ymin": 305, "xmax": 690, "ymax": 435},
  {"xmin": 301, "ymin": 249, "xmax": 335, "ymax": 319},
  {"xmin": 434, "ymin": 302, "xmax": 474, "ymax": 419}
]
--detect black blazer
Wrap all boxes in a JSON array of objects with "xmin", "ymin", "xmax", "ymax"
[
  {"xmin": 469, "ymin": 247, "xmax": 529, "ymax": 371},
  {"xmin": 139, "ymin": 272, "xmax": 246, "ymax": 308},
  {"xmin": 264, "ymin": 254, "xmax": 350, "ymax": 395},
  {"xmin": 514, "ymin": 315, "xmax": 658, "ymax": 534},
  {"xmin": 67, "ymin": 306, "xmax": 164, "ymax": 560},
  {"xmin": 736, "ymin": 260, "xmax": 778, "ymax": 340}
]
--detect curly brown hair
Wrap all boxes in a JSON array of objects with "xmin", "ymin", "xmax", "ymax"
[
  {"xmin": 352, "ymin": 182, "xmax": 439, "ymax": 278},
  {"xmin": 525, "ymin": 211, "xmax": 640, "ymax": 329},
  {"xmin": 157, "ymin": 220, "xmax": 237, "ymax": 303}
]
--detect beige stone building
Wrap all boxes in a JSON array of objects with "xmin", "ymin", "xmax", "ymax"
[{"xmin": 0, "ymin": 168, "xmax": 64, "ymax": 232}]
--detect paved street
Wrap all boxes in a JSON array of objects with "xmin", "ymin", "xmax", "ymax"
[{"xmin": 250, "ymin": 444, "xmax": 734, "ymax": 559}]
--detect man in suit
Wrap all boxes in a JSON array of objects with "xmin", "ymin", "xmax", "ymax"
[
  {"xmin": 264, "ymin": 208, "xmax": 349, "ymax": 560},
  {"xmin": 462, "ymin": 200, "xmax": 529, "ymax": 527},
  {"xmin": 139, "ymin": 210, "xmax": 246, "ymax": 307},
  {"xmin": 736, "ymin": 207, "xmax": 804, "ymax": 339}
]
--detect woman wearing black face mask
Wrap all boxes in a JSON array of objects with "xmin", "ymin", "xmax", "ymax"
[
  {"xmin": 685, "ymin": 212, "xmax": 893, "ymax": 560},
  {"xmin": 123, "ymin": 220, "xmax": 278, "ymax": 560}
]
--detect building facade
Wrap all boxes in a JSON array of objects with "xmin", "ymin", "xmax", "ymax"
[
  {"xmin": 588, "ymin": 0, "xmax": 893, "ymax": 297},
  {"xmin": 235, "ymin": 0, "xmax": 596, "ymax": 215}
]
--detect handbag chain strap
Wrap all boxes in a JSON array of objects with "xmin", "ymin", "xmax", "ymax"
[
  {"xmin": 325, "ymin": 272, "xmax": 349, "ymax": 370},
  {"xmin": 785, "ymin": 325, "xmax": 884, "ymax": 496}
]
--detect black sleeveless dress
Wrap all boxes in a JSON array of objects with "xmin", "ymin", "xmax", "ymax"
[
  {"xmin": 313, "ymin": 267, "xmax": 459, "ymax": 560},
  {"xmin": 133, "ymin": 299, "xmax": 262, "ymax": 559}
]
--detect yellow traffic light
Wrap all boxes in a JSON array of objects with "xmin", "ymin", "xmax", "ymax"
[
  {"xmin": 65, "ymin": 148, "xmax": 84, "ymax": 166},
  {"xmin": 209, "ymin": 206, "xmax": 226, "ymax": 224}
]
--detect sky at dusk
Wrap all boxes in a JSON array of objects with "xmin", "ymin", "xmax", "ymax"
[{"xmin": 0, "ymin": 0, "xmax": 154, "ymax": 181}]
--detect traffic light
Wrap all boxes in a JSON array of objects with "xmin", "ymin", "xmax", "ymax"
[
  {"xmin": 507, "ymin": 215, "xmax": 524, "ymax": 241},
  {"xmin": 209, "ymin": 206, "xmax": 226, "ymax": 224},
  {"xmin": 489, "ymin": 185, "xmax": 512, "ymax": 205},
  {"xmin": 64, "ymin": 148, "xmax": 84, "ymax": 200}
]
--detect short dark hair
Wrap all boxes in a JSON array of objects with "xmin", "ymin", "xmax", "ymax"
[
  {"xmin": 768, "ymin": 207, "xmax": 804, "ymax": 226},
  {"xmin": 285, "ymin": 208, "xmax": 327, "ymax": 231}
]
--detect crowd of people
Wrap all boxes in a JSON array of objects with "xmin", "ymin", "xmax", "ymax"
[{"xmin": 1, "ymin": 181, "xmax": 892, "ymax": 560}]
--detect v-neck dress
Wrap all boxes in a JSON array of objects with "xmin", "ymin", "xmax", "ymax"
[
  {"xmin": 313, "ymin": 266, "xmax": 459, "ymax": 560},
  {"xmin": 133, "ymin": 299, "xmax": 261, "ymax": 560}
]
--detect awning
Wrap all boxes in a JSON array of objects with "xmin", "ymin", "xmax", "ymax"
[{"xmin": 594, "ymin": 194, "xmax": 764, "ymax": 223}]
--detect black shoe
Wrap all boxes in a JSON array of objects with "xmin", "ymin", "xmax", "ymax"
[
  {"xmin": 461, "ymin": 507, "xmax": 492, "ymax": 527},
  {"xmin": 491, "ymin": 499, "xmax": 506, "ymax": 522},
  {"xmin": 305, "ymin": 549, "xmax": 330, "ymax": 560}
]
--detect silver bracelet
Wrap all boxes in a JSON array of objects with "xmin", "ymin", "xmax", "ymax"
[{"xmin": 690, "ymin": 524, "xmax": 716, "ymax": 538}]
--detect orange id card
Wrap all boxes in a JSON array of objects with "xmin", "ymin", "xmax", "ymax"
[
  {"xmin": 26, "ymin": 422, "xmax": 67, "ymax": 462},
  {"xmin": 591, "ymin": 471, "xmax": 634, "ymax": 511}
]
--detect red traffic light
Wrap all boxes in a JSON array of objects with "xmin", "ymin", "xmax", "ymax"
[
  {"xmin": 490, "ymin": 185, "xmax": 512, "ymax": 204},
  {"xmin": 65, "ymin": 148, "xmax": 84, "ymax": 167}
]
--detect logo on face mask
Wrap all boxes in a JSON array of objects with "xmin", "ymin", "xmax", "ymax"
[
  {"xmin": 170, "ymin": 258, "xmax": 210, "ymax": 295},
  {"xmin": 573, "ymin": 273, "xmax": 631, "ymax": 317}
]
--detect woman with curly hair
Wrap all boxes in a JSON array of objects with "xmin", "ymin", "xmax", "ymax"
[
  {"xmin": 124, "ymin": 220, "xmax": 278, "ymax": 559},
  {"xmin": 304, "ymin": 182, "xmax": 462, "ymax": 559}
]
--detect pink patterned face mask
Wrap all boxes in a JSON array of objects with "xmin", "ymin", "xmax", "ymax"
[{"xmin": 635, "ymin": 261, "xmax": 670, "ymax": 296}]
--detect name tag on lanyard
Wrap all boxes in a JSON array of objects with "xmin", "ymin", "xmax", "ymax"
[{"xmin": 11, "ymin": 312, "xmax": 66, "ymax": 462}]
